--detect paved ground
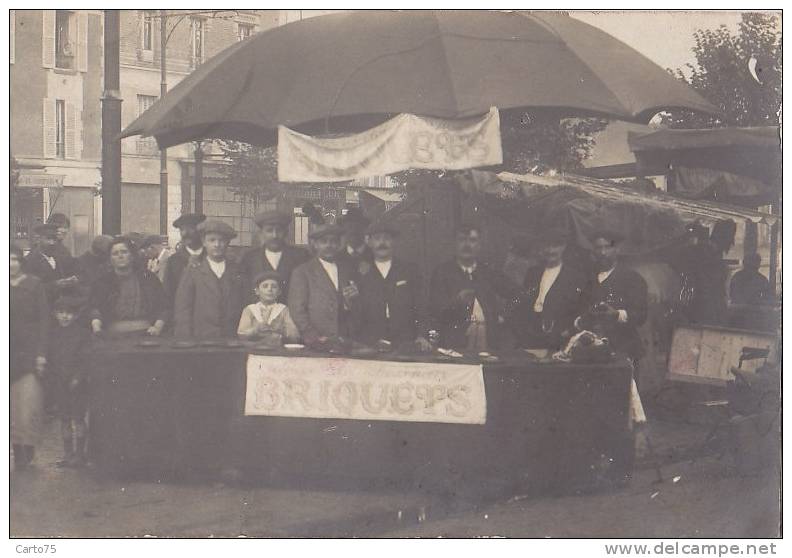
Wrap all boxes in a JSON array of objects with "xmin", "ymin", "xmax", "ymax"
[{"xmin": 10, "ymin": 416, "xmax": 780, "ymax": 538}]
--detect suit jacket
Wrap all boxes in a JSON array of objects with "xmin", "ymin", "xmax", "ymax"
[
  {"xmin": 516, "ymin": 263, "xmax": 588, "ymax": 350},
  {"xmin": 173, "ymin": 259, "xmax": 244, "ymax": 340},
  {"xmin": 239, "ymin": 244, "xmax": 311, "ymax": 304},
  {"xmin": 24, "ymin": 248, "xmax": 78, "ymax": 302},
  {"xmin": 162, "ymin": 247, "xmax": 204, "ymax": 318},
  {"xmin": 428, "ymin": 259, "xmax": 521, "ymax": 352},
  {"xmin": 580, "ymin": 266, "xmax": 648, "ymax": 360},
  {"xmin": 287, "ymin": 257, "xmax": 359, "ymax": 343},
  {"xmin": 353, "ymin": 258, "xmax": 425, "ymax": 347}
]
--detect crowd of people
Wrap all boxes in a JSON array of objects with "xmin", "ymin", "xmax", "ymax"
[{"xmin": 10, "ymin": 206, "xmax": 776, "ymax": 472}]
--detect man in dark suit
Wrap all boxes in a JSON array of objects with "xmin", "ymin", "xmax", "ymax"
[
  {"xmin": 162, "ymin": 213, "xmax": 206, "ymax": 311},
  {"xmin": 239, "ymin": 209, "xmax": 310, "ymax": 304},
  {"xmin": 577, "ymin": 229, "xmax": 648, "ymax": 362},
  {"xmin": 428, "ymin": 223, "xmax": 521, "ymax": 353},
  {"xmin": 516, "ymin": 229, "xmax": 589, "ymax": 351},
  {"xmin": 353, "ymin": 221, "xmax": 432, "ymax": 352},
  {"xmin": 24, "ymin": 223, "xmax": 79, "ymax": 303},
  {"xmin": 288, "ymin": 223, "xmax": 361, "ymax": 346},
  {"xmin": 337, "ymin": 208, "xmax": 374, "ymax": 274},
  {"xmin": 174, "ymin": 220, "xmax": 244, "ymax": 340}
]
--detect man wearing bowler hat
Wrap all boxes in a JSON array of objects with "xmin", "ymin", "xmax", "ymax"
[
  {"xmin": 162, "ymin": 213, "xmax": 206, "ymax": 309},
  {"xmin": 174, "ymin": 220, "xmax": 244, "ymax": 340},
  {"xmin": 239, "ymin": 209, "xmax": 310, "ymax": 304},
  {"xmin": 353, "ymin": 221, "xmax": 432, "ymax": 352},
  {"xmin": 337, "ymin": 207, "xmax": 374, "ymax": 273},
  {"xmin": 288, "ymin": 223, "xmax": 361, "ymax": 346},
  {"xmin": 24, "ymin": 223, "xmax": 79, "ymax": 303},
  {"xmin": 516, "ymin": 228, "xmax": 589, "ymax": 351}
]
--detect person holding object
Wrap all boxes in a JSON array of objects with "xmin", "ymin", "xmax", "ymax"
[
  {"xmin": 516, "ymin": 229, "xmax": 589, "ymax": 351},
  {"xmin": 239, "ymin": 209, "xmax": 310, "ymax": 304},
  {"xmin": 48, "ymin": 296, "xmax": 91, "ymax": 468},
  {"xmin": 174, "ymin": 220, "xmax": 244, "ymax": 340},
  {"xmin": 428, "ymin": 223, "xmax": 521, "ymax": 354},
  {"xmin": 10, "ymin": 244, "xmax": 50, "ymax": 471},
  {"xmin": 288, "ymin": 223, "xmax": 361, "ymax": 347},
  {"xmin": 237, "ymin": 271, "xmax": 300, "ymax": 342},
  {"xmin": 88, "ymin": 237, "xmax": 167, "ymax": 337},
  {"xmin": 354, "ymin": 221, "xmax": 432, "ymax": 352}
]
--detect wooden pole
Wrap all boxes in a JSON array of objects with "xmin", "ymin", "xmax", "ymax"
[{"xmin": 101, "ymin": 10, "xmax": 122, "ymax": 235}]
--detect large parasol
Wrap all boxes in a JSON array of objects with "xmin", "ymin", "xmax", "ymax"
[{"xmin": 122, "ymin": 10, "xmax": 720, "ymax": 148}]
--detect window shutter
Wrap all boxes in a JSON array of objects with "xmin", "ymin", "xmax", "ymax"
[
  {"xmin": 10, "ymin": 10, "xmax": 15, "ymax": 64},
  {"xmin": 42, "ymin": 10, "xmax": 56, "ymax": 68},
  {"xmin": 77, "ymin": 12, "xmax": 88, "ymax": 72},
  {"xmin": 76, "ymin": 108, "xmax": 84, "ymax": 159},
  {"xmin": 65, "ymin": 102, "xmax": 77, "ymax": 160},
  {"xmin": 43, "ymin": 99, "xmax": 56, "ymax": 158}
]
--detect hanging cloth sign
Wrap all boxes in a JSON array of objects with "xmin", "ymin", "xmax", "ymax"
[{"xmin": 277, "ymin": 107, "xmax": 503, "ymax": 182}]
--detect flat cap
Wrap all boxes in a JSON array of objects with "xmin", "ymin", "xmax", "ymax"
[
  {"xmin": 53, "ymin": 295, "xmax": 85, "ymax": 312},
  {"xmin": 253, "ymin": 271, "xmax": 282, "ymax": 287},
  {"xmin": 47, "ymin": 212, "xmax": 70, "ymax": 227},
  {"xmin": 588, "ymin": 228, "xmax": 625, "ymax": 244},
  {"xmin": 254, "ymin": 209, "xmax": 292, "ymax": 228},
  {"xmin": 173, "ymin": 213, "xmax": 206, "ymax": 229},
  {"xmin": 366, "ymin": 221, "xmax": 400, "ymax": 237},
  {"xmin": 308, "ymin": 223, "xmax": 342, "ymax": 240},
  {"xmin": 198, "ymin": 219, "xmax": 237, "ymax": 240},
  {"xmin": 33, "ymin": 223, "xmax": 59, "ymax": 238}
]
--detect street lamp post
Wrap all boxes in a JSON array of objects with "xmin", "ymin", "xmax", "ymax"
[{"xmin": 159, "ymin": 9, "xmax": 169, "ymax": 235}]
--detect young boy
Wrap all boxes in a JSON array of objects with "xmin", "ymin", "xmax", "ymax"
[
  {"xmin": 237, "ymin": 271, "xmax": 300, "ymax": 342},
  {"xmin": 49, "ymin": 296, "xmax": 91, "ymax": 467}
]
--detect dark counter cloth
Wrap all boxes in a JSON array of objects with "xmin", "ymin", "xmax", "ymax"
[
  {"xmin": 89, "ymin": 269, "xmax": 167, "ymax": 326},
  {"xmin": 10, "ymin": 275, "xmax": 50, "ymax": 383}
]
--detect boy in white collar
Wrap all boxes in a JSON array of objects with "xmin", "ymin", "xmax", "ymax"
[{"xmin": 237, "ymin": 271, "xmax": 299, "ymax": 342}]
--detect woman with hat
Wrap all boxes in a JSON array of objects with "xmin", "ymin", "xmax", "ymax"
[
  {"xmin": 10, "ymin": 243, "xmax": 50, "ymax": 470},
  {"xmin": 174, "ymin": 220, "xmax": 245, "ymax": 340},
  {"xmin": 88, "ymin": 236, "xmax": 167, "ymax": 337}
]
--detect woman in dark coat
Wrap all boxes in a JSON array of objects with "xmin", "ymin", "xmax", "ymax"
[
  {"xmin": 10, "ymin": 244, "xmax": 50, "ymax": 470},
  {"xmin": 88, "ymin": 237, "xmax": 167, "ymax": 337}
]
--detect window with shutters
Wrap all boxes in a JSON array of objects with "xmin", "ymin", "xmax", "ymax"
[
  {"xmin": 142, "ymin": 11, "xmax": 154, "ymax": 51},
  {"xmin": 55, "ymin": 100, "xmax": 66, "ymax": 159},
  {"xmin": 191, "ymin": 18, "xmax": 205, "ymax": 68},
  {"xmin": 237, "ymin": 22, "xmax": 253, "ymax": 41},
  {"xmin": 55, "ymin": 10, "xmax": 76, "ymax": 70}
]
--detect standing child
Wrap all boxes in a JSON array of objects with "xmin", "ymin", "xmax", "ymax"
[
  {"xmin": 49, "ymin": 296, "xmax": 92, "ymax": 467},
  {"xmin": 237, "ymin": 271, "xmax": 300, "ymax": 342}
]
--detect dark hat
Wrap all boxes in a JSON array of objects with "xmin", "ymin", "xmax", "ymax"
[
  {"xmin": 47, "ymin": 212, "xmax": 70, "ymax": 227},
  {"xmin": 588, "ymin": 228, "xmax": 624, "ymax": 244},
  {"xmin": 33, "ymin": 223, "xmax": 59, "ymax": 238},
  {"xmin": 254, "ymin": 209, "xmax": 291, "ymax": 228},
  {"xmin": 535, "ymin": 227, "xmax": 569, "ymax": 247},
  {"xmin": 53, "ymin": 295, "xmax": 84, "ymax": 312},
  {"xmin": 198, "ymin": 219, "xmax": 237, "ymax": 240},
  {"xmin": 140, "ymin": 234, "xmax": 166, "ymax": 249},
  {"xmin": 338, "ymin": 208, "xmax": 371, "ymax": 231},
  {"xmin": 253, "ymin": 271, "xmax": 282, "ymax": 287},
  {"xmin": 125, "ymin": 232, "xmax": 145, "ymax": 248},
  {"xmin": 366, "ymin": 221, "xmax": 400, "ymax": 237},
  {"xmin": 308, "ymin": 223, "xmax": 342, "ymax": 240},
  {"xmin": 173, "ymin": 213, "xmax": 206, "ymax": 229}
]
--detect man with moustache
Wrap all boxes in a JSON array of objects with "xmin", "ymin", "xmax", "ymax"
[
  {"xmin": 337, "ymin": 208, "xmax": 374, "ymax": 274},
  {"xmin": 353, "ymin": 221, "xmax": 432, "ymax": 352},
  {"xmin": 288, "ymin": 223, "xmax": 361, "ymax": 347},
  {"xmin": 239, "ymin": 209, "xmax": 310, "ymax": 304},
  {"xmin": 428, "ymin": 223, "xmax": 521, "ymax": 354},
  {"xmin": 162, "ymin": 213, "xmax": 206, "ymax": 308}
]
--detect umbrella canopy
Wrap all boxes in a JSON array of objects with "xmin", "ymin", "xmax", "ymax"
[{"xmin": 123, "ymin": 11, "xmax": 719, "ymax": 149}]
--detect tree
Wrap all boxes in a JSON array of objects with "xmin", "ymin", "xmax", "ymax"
[
  {"xmin": 216, "ymin": 140, "xmax": 284, "ymax": 211},
  {"xmin": 661, "ymin": 13, "xmax": 781, "ymax": 129}
]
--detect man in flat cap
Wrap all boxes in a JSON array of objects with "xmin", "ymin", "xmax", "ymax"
[
  {"xmin": 428, "ymin": 222, "xmax": 522, "ymax": 353},
  {"xmin": 576, "ymin": 229, "xmax": 648, "ymax": 362},
  {"xmin": 353, "ymin": 221, "xmax": 432, "ymax": 352},
  {"xmin": 174, "ymin": 220, "xmax": 244, "ymax": 340},
  {"xmin": 515, "ymin": 228, "xmax": 589, "ymax": 351},
  {"xmin": 288, "ymin": 223, "xmax": 361, "ymax": 346},
  {"xmin": 24, "ymin": 223, "xmax": 79, "ymax": 303},
  {"xmin": 239, "ymin": 209, "xmax": 310, "ymax": 305},
  {"xmin": 337, "ymin": 208, "xmax": 374, "ymax": 274},
  {"xmin": 162, "ymin": 213, "xmax": 206, "ymax": 317},
  {"xmin": 140, "ymin": 235, "xmax": 173, "ymax": 283}
]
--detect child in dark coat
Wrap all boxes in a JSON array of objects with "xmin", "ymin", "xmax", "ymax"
[{"xmin": 49, "ymin": 296, "xmax": 92, "ymax": 467}]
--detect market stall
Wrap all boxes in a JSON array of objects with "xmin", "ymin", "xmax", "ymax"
[{"xmin": 87, "ymin": 339, "xmax": 634, "ymax": 497}]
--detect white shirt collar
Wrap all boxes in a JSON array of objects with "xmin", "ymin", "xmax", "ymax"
[
  {"xmin": 598, "ymin": 266, "xmax": 616, "ymax": 284},
  {"xmin": 186, "ymin": 245, "xmax": 203, "ymax": 257},
  {"xmin": 374, "ymin": 259, "xmax": 392, "ymax": 278},
  {"xmin": 207, "ymin": 258, "xmax": 226, "ymax": 278},
  {"xmin": 533, "ymin": 264, "xmax": 562, "ymax": 312},
  {"xmin": 318, "ymin": 258, "xmax": 339, "ymax": 289},
  {"xmin": 264, "ymin": 248, "xmax": 283, "ymax": 270},
  {"xmin": 458, "ymin": 261, "xmax": 477, "ymax": 275}
]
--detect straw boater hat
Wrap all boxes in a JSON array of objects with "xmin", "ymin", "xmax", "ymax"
[
  {"xmin": 254, "ymin": 209, "xmax": 291, "ymax": 228},
  {"xmin": 172, "ymin": 213, "xmax": 206, "ymax": 229},
  {"xmin": 198, "ymin": 219, "xmax": 237, "ymax": 240}
]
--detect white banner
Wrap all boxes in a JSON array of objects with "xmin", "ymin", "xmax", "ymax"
[
  {"xmin": 277, "ymin": 107, "xmax": 503, "ymax": 183},
  {"xmin": 245, "ymin": 355, "xmax": 486, "ymax": 424}
]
